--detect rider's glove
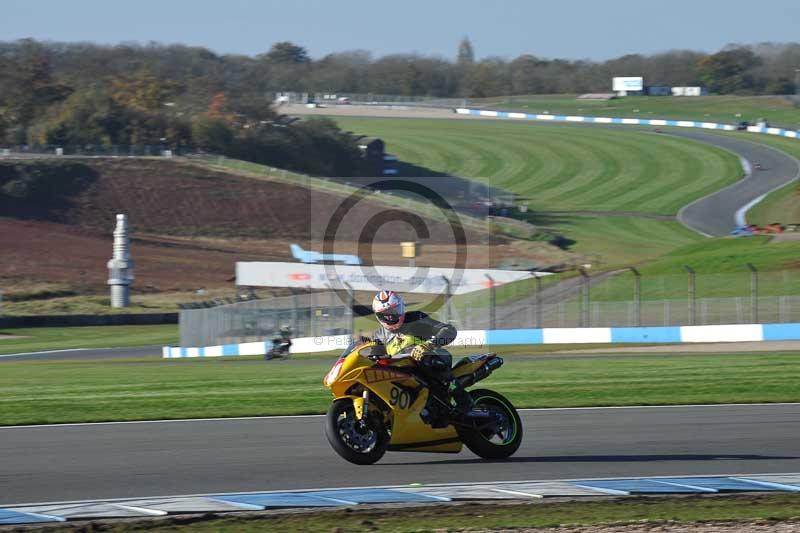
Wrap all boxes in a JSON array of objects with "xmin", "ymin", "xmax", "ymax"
[{"xmin": 411, "ymin": 342, "xmax": 434, "ymax": 362}]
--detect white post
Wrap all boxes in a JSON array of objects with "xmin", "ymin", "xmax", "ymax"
[{"xmin": 107, "ymin": 214, "xmax": 135, "ymax": 308}]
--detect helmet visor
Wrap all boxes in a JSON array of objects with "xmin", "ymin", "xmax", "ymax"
[{"xmin": 376, "ymin": 310, "xmax": 401, "ymax": 325}]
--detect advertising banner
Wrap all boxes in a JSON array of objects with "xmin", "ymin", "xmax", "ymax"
[
  {"xmin": 236, "ymin": 262, "xmax": 537, "ymax": 295},
  {"xmin": 612, "ymin": 77, "xmax": 643, "ymax": 91}
]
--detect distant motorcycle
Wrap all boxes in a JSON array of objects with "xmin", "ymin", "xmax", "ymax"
[{"xmin": 265, "ymin": 337, "xmax": 292, "ymax": 361}]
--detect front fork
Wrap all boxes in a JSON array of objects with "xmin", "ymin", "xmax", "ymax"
[{"xmin": 352, "ymin": 390, "xmax": 370, "ymax": 424}]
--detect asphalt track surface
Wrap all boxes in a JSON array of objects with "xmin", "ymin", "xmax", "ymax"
[
  {"xmin": 670, "ymin": 130, "xmax": 800, "ymax": 237},
  {"xmin": 2, "ymin": 404, "xmax": 799, "ymax": 506}
]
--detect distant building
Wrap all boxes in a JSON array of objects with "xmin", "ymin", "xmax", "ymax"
[
  {"xmin": 671, "ymin": 86, "xmax": 708, "ymax": 97},
  {"xmin": 612, "ymin": 76, "xmax": 644, "ymax": 96},
  {"xmin": 645, "ymin": 85, "xmax": 672, "ymax": 96}
]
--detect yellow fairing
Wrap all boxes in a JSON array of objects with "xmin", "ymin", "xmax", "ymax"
[{"xmin": 324, "ymin": 342, "xmax": 461, "ymax": 453}]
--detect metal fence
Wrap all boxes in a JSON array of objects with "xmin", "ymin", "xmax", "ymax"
[
  {"xmin": 441, "ymin": 295, "xmax": 800, "ymax": 330},
  {"xmin": 179, "ymin": 291, "xmax": 353, "ymax": 347},
  {"xmin": 179, "ymin": 271, "xmax": 800, "ymax": 347},
  {"xmin": 443, "ymin": 268, "xmax": 800, "ymax": 330}
]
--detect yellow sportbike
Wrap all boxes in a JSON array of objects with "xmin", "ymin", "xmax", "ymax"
[{"xmin": 323, "ymin": 340, "xmax": 523, "ymax": 465}]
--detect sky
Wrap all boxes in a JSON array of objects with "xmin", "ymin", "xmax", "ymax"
[{"xmin": 1, "ymin": 0, "xmax": 799, "ymax": 61}]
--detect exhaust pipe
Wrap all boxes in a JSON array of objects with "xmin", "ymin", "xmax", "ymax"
[{"xmin": 456, "ymin": 357, "xmax": 504, "ymax": 389}]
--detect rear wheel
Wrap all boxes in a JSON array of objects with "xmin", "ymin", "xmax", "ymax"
[
  {"xmin": 457, "ymin": 389, "xmax": 522, "ymax": 459},
  {"xmin": 324, "ymin": 399, "xmax": 388, "ymax": 465}
]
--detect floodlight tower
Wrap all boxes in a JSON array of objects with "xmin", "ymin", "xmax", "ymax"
[{"xmin": 107, "ymin": 214, "xmax": 134, "ymax": 307}]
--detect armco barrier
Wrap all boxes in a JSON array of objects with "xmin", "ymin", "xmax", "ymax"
[
  {"xmin": 162, "ymin": 322, "xmax": 800, "ymax": 358},
  {"xmin": 456, "ymin": 108, "xmax": 800, "ymax": 140}
]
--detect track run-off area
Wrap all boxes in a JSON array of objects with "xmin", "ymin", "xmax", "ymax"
[{"xmin": 1, "ymin": 403, "xmax": 799, "ymax": 506}]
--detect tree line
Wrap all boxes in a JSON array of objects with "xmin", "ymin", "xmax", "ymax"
[
  {"xmin": 1, "ymin": 38, "xmax": 798, "ymax": 174},
  {"xmin": 0, "ymin": 40, "xmax": 365, "ymax": 176}
]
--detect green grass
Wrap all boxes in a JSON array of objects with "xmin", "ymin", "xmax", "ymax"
[
  {"xmin": 478, "ymin": 94, "xmax": 800, "ymax": 129},
  {"xmin": 332, "ymin": 118, "xmax": 741, "ymax": 215},
  {"xmin": 748, "ymin": 179, "xmax": 800, "ymax": 226},
  {"xmin": 133, "ymin": 494, "xmax": 800, "ymax": 533},
  {"xmin": 330, "ymin": 117, "xmax": 735, "ymax": 267},
  {"xmin": 1, "ymin": 351, "xmax": 798, "ymax": 426},
  {"xmin": 545, "ymin": 215, "xmax": 703, "ymax": 266},
  {"xmin": 587, "ymin": 237, "xmax": 800, "ymax": 301},
  {"xmin": 0, "ymin": 325, "xmax": 177, "ymax": 355}
]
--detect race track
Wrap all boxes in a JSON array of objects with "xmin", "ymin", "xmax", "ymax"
[
  {"xmin": 2, "ymin": 404, "xmax": 799, "ymax": 505},
  {"xmin": 289, "ymin": 104, "xmax": 800, "ymax": 237},
  {"xmin": 671, "ymin": 130, "xmax": 800, "ymax": 236}
]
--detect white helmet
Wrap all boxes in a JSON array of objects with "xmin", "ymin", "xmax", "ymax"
[{"xmin": 372, "ymin": 290, "xmax": 406, "ymax": 331}]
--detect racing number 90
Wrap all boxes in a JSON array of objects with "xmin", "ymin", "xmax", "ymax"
[{"xmin": 389, "ymin": 387, "xmax": 411, "ymax": 409}]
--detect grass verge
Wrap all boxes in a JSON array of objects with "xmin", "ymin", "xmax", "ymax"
[
  {"xmin": 82, "ymin": 494, "xmax": 800, "ymax": 532},
  {"xmin": 0, "ymin": 350, "xmax": 797, "ymax": 426},
  {"xmin": 0, "ymin": 324, "xmax": 177, "ymax": 355},
  {"xmin": 583, "ymin": 237, "xmax": 800, "ymax": 301},
  {"xmin": 329, "ymin": 117, "xmax": 733, "ymax": 267},
  {"xmin": 330, "ymin": 118, "xmax": 741, "ymax": 216}
]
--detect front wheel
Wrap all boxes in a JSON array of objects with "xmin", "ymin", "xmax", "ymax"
[
  {"xmin": 324, "ymin": 399, "xmax": 388, "ymax": 465},
  {"xmin": 457, "ymin": 389, "xmax": 523, "ymax": 460}
]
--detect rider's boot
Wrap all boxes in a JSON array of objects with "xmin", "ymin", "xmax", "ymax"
[{"xmin": 448, "ymin": 380, "xmax": 474, "ymax": 415}]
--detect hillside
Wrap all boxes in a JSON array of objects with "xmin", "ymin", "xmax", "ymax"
[
  {"xmin": 328, "ymin": 116, "xmax": 745, "ymax": 266},
  {"xmin": 0, "ymin": 158, "xmax": 502, "ymax": 241},
  {"xmin": 0, "ymin": 157, "xmax": 570, "ymax": 314}
]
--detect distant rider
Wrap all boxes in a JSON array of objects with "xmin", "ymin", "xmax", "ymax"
[
  {"xmin": 371, "ymin": 290, "xmax": 471, "ymax": 427},
  {"xmin": 272, "ymin": 325, "xmax": 293, "ymax": 355}
]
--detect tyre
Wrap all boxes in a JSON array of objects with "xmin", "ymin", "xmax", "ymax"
[
  {"xmin": 457, "ymin": 389, "xmax": 523, "ymax": 460},
  {"xmin": 324, "ymin": 398, "xmax": 388, "ymax": 465}
]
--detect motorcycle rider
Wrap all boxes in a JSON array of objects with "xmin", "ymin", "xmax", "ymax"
[
  {"xmin": 371, "ymin": 290, "xmax": 471, "ymax": 427},
  {"xmin": 271, "ymin": 325, "xmax": 293, "ymax": 356}
]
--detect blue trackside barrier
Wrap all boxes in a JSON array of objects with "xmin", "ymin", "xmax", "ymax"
[
  {"xmin": 610, "ymin": 326, "xmax": 683, "ymax": 343},
  {"xmin": 162, "ymin": 323, "xmax": 800, "ymax": 358},
  {"xmin": 762, "ymin": 323, "xmax": 800, "ymax": 341}
]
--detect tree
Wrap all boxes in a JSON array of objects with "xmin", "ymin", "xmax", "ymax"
[
  {"xmin": 111, "ymin": 70, "xmax": 174, "ymax": 112},
  {"xmin": 509, "ymin": 54, "xmax": 541, "ymax": 94},
  {"xmin": 262, "ymin": 42, "xmax": 310, "ymax": 64},
  {"xmin": 697, "ymin": 47, "xmax": 759, "ymax": 94},
  {"xmin": 457, "ymin": 37, "xmax": 475, "ymax": 66},
  {"xmin": 191, "ymin": 116, "xmax": 234, "ymax": 152},
  {"xmin": 401, "ymin": 60, "xmax": 423, "ymax": 96},
  {"xmin": 31, "ymin": 88, "xmax": 127, "ymax": 146}
]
